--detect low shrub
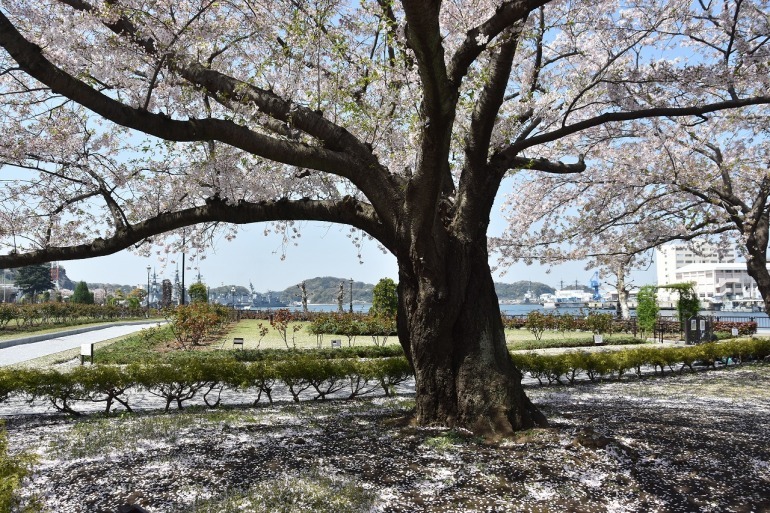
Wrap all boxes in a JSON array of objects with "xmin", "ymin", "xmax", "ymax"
[
  {"xmin": 712, "ymin": 321, "xmax": 757, "ymax": 336},
  {"xmin": 508, "ymin": 336, "xmax": 643, "ymax": 351},
  {"xmin": 0, "ymin": 353, "xmax": 415, "ymax": 414},
  {"xmin": 513, "ymin": 338, "xmax": 770, "ymax": 385},
  {"xmin": 0, "ymin": 302, "xmax": 150, "ymax": 332},
  {"xmin": 306, "ymin": 313, "xmax": 397, "ymax": 347},
  {"xmin": 165, "ymin": 303, "xmax": 231, "ymax": 349}
]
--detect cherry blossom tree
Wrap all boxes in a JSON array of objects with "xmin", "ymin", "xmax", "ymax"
[
  {"xmin": 499, "ymin": 109, "xmax": 770, "ymax": 314},
  {"xmin": 1, "ymin": 0, "xmax": 769, "ymax": 434},
  {"xmin": 658, "ymin": 119, "xmax": 770, "ymax": 313}
]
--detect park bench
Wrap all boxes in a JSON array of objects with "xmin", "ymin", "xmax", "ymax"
[{"xmin": 233, "ymin": 337, "xmax": 244, "ymax": 349}]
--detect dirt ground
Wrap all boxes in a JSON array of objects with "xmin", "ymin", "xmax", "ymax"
[{"xmin": 6, "ymin": 363, "xmax": 770, "ymax": 512}]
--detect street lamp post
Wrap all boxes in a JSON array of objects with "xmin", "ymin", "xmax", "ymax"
[
  {"xmin": 146, "ymin": 265, "xmax": 151, "ymax": 312},
  {"xmin": 231, "ymin": 286, "xmax": 236, "ymax": 309},
  {"xmin": 349, "ymin": 278, "xmax": 353, "ymax": 313}
]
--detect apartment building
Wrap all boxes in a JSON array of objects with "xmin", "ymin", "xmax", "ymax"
[{"xmin": 655, "ymin": 243, "xmax": 738, "ymax": 302}]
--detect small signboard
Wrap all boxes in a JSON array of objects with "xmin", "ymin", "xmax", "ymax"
[
  {"xmin": 80, "ymin": 343, "xmax": 94, "ymax": 365},
  {"xmin": 331, "ymin": 339, "xmax": 342, "ymax": 348},
  {"xmin": 685, "ymin": 316, "xmax": 713, "ymax": 345},
  {"xmin": 731, "ymin": 327, "xmax": 739, "ymax": 337}
]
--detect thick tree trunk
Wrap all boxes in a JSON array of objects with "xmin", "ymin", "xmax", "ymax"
[
  {"xmin": 744, "ymin": 248, "xmax": 770, "ymax": 314},
  {"xmin": 743, "ymin": 213, "xmax": 770, "ymax": 314},
  {"xmin": 396, "ymin": 238, "xmax": 547, "ymax": 436}
]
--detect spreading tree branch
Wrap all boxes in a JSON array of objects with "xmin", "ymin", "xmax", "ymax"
[{"xmin": 0, "ymin": 196, "xmax": 393, "ymax": 268}]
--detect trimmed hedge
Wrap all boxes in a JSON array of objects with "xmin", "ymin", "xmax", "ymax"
[
  {"xmin": 0, "ymin": 302, "xmax": 150, "ymax": 331},
  {"xmin": 232, "ymin": 345, "xmax": 404, "ymax": 362},
  {"xmin": 0, "ymin": 354, "xmax": 413, "ymax": 416},
  {"xmin": 713, "ymin": 320, "xmax": 758, "ymax": 336},
  {"xmin": 4, "ymin": 338, "xmax": 768, "ymax": 416},
  {"xmin": 508, "ymin": 336, "xmax": 644, "ymax": 351},
  {"xmin": 512, "ymin": 338, "xmax": 770, "ymax": 384}
]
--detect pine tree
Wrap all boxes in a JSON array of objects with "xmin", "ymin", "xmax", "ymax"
[
  {"xmin": 71, "ymin": 281, "xmax": 94, "ymax": 304},
  {"xmin": 14, "ymin": 265, "xmax": 54, "ymax": 296}
]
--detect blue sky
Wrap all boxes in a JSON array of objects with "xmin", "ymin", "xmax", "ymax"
[{"xmin": 59, "ymin": 203, "xmax": 657, "ymax": 291}]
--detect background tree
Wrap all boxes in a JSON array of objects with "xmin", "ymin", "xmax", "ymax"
[
  {"xmin": 297, "ymin": 281, "xmax": 308, "ymax": 313},
  {"xmin": 1, "ymin": 1, "xmax": 769, "ymax": 434},
  {"xmin": 128, "ymin": 288, "xmax": 146, "ymax": 303},
  {"xmin": 13, "ymin": 265, "xmax": 54, "ymax": 297},
  {"xmin": 336, "ymin": 283, "xmax": 344, "ymax": 314},
  {"xmin": 188, "ymin": 282, "xmax": 208, "ymax": 304},
  {"xmin": 498, "ymin": 109, "xmax": 770, "ymax": 313},
  {"xmin": 371, "ymin": 278, "xmax": 398, "ymax": 318},
  {"xmin": 70, "ymin": 281, "xmax": 95, "ymax": 304},
  {"xmin": 663, "ymin": 283, "xmax": 702, "ymax": 331},
  {"xmin": 161, "ymin": 280, "xmax": 173, "ymax": 308},
  {"xmin": 636, "ymin": 285, "xmax": 659, "ymax": 337}
]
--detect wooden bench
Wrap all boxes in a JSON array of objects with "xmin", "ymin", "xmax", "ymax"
[{"xmin": 233, "ymin": 337, "xmax": 244, "ymax": 349}]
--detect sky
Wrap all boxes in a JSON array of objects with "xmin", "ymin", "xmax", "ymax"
[{"xmin": 58, "ymin": 195, "xmax": 658, "ymax": 292}]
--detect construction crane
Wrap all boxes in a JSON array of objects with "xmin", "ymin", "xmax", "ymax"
[{"xmin": 589, "ymin": 272, "xmax": 601, "ymax": 300}]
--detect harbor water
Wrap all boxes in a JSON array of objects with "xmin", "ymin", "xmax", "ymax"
[{"xmin": 284, "ymin": 302, "xmax": 769, "ymax": 324}]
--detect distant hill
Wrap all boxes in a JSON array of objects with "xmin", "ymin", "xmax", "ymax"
[
  {"xmin": 280, "ymin": 278, "xmax": 556, "ymax": 303},
  {"xmin": 36, "ymin": 270, "xmax": 558, "ymax": 304},
  {"xmin": 493, "ymin": 281, "xmax": 555, "ymax": 300},
  {"xmin": 278, "ymin": 276, "xmax": 374, "ymax": 304}
]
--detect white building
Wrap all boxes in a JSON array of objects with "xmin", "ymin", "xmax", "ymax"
[
  {"xmin": 655, "ymin": 242, "xmax": 761, "ymax": 302},
  {"xmin": 656, "ymin": 243, "xmax": 732, "ymax": 287},
  {"xmin": 672, "ymin": 263, "xmax": 760, "ymax": 300}
]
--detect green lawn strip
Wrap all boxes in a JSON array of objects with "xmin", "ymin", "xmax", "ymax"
[
  {"xmin": 94, "ymin": 325, "xmax": 175, "ymax": 364},
  {"xmin": 507, "ymin": 335, "xmax": 646, "ymax": 351},
  {"xmin": 0, "ymin": 318, "xmax": 152, "ymax": 342},
  {"xmin": 8, "ymin": 329, "xmax": 163, "ymax": 369},
  {"xmin": 219, "ymin": 319, "xmax": 401, "ymax": 350}
]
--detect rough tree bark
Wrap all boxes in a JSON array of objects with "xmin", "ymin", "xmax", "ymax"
[
  {"xmin": 396, "ymin": 222, "xmax": 547, "ymax": 433},
  {"xmin": 742, "ymin": 212, "xmax": 770, "ymax": 314}
]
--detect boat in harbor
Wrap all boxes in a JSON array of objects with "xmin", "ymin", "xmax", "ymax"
[
  {"xmin": 722, "ymin": 298, "xmax": 763, "ymax": 312},
  {"xmin": 704, "ymin": 295, "xmax": 724, "ymax": 311},
  {"xmin": 542, "ymin": 289, "xmax": 591, "ymax": 308}
]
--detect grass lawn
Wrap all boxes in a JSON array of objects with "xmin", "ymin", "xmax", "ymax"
[
  {"xmin": 9, "ymin": 330, "xmax": 151, "ymax": 369},
  {"xmin": 219, "ymin": 320, "xmax": 642, "ymax": 352},
  {"xmin": 217, "ymin": 319, "xmax": 401, "ymax": 350}
]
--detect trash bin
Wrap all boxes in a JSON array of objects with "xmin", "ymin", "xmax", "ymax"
[{"xmin": 685, "ymin": 315, "xmax": 712, "ymax": 345}]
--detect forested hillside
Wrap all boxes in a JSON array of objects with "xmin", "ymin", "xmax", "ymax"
[
  {"xmin": 278, "ymin": 277, "xmax": 374, "ymax": 304},
  {"xmin": 494, "ymin": 281, "xmax": 555, "ymax": 300}
]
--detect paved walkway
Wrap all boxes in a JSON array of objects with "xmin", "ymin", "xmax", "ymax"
[{"xmin": 0, "ymin": 322, "xmax": 160, "ymax": 367}]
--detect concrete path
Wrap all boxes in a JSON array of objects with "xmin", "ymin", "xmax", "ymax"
[{"xmin": 0, "ymin": 323, "xmax": 160, "ymax": 367}]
